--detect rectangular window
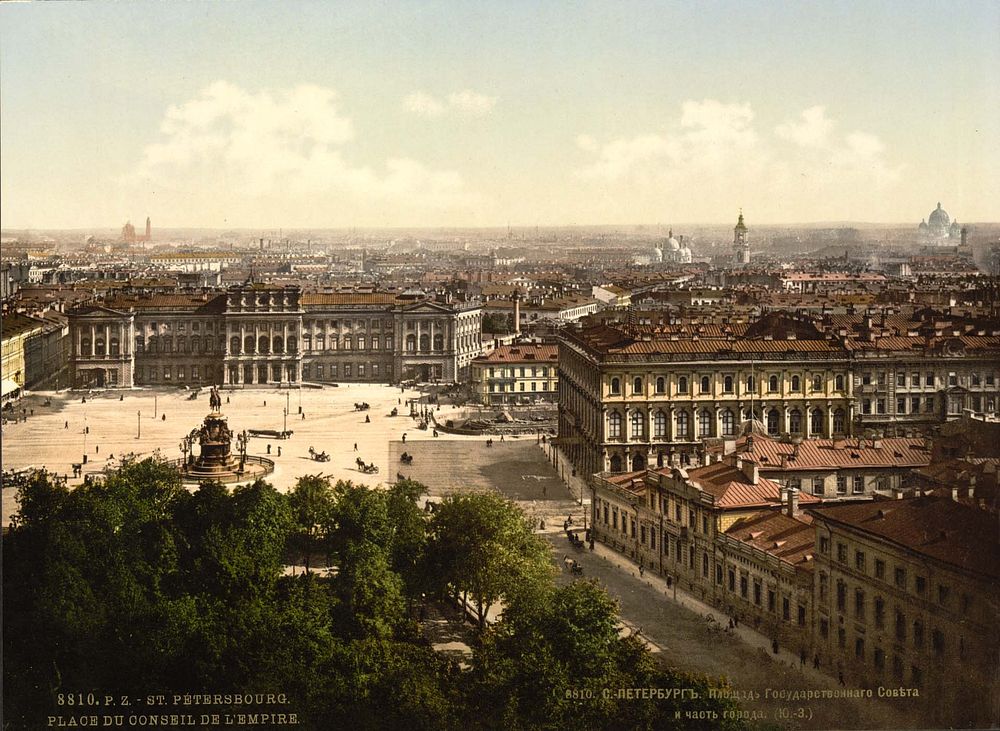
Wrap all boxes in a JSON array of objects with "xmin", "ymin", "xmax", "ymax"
[
  {"xmin": 897, "ymin": 397, "xmax": 907, "ymax": 414},
  {"xmin": 915, "ymin": 576, "xmax": 926, "ymax": 594},
  {"xmin": 876, "ymin": 399, "xmax": 886, "ymax": 414},
  {"xmin": 740, "ymin": 576, "xmax": 748, "ymax": 599},
  {"xmin": 896, "ymin": 372, "xmax": 906, "ymax": 387},
  {"xmin": 372, "ymin": 364, "xmax": 379, "ymax": 377},
  {"xmin": 926, "ymin": 396, "xmax": 935, "ymax": 412},
  {"xmin": 316, "ymin": 365, "xmax": 324, "ymax": 378},
  {"xmin": 798, "ymin": 605, "xmax": 806, "ymax": 627},
  {"xmin": 836, "ymin": 475, "xmax": 847, "ymax": 494},
  {"xmin": 768, "ymin": 590, "xmax": 776, "ymax": 612},
  {"xmin": 894, "ymin": 567, "xmax": 906, "ymax": 588},
  {"xmin": 855, "ymin": 551, "xmax": 866, "ymax": 572},
  {"xmin": 820, "ymin": 536, "xmax": 829, "ymax": 554},
  {"xmin": 853, "ymin": 476, "xmax": 865, "ymax": 494},
  {"xmin": 875, "ymin": 559, "xmax": 885, "ymax": 580},
  {"xmin": 163, "ymin": 366, "xmax": 171, "ymax": 380},
  {"xmin": 782, "ymin": 597, "xmax": 790, "ymax": 621},
  {"xmin": 911, "ymin": 396, "xmax": 920, "ymax": 414},
  {"xmin": 855, "ymin": 589, "xmax": 865, "ymax": 618},
  {"xmin": 926, "ymin": 372, "xmax": 934, "ymax": 386},
  {"xmin": 753, "ymin": 581, "xmax": 761, "ymax": 606},
  {"xmin": 911, "ymin": 372, "xmax": 920, "ymax": 387},
  {"xmin": 344, "ymin": 364, "xmax": 352, "ymax": 377},
  {"xmin": 837, "ymin": 543, "xmax": 847, "ymax": 563},
  {"xmin": 728, "ymin": 570, "xmax": 735, "ymax": 592},
  {"xmin": 358, "ymin": 364, "xmax": 365, "ymax": 377},
  {"xmin": 330, "ymin": 364, "xmax": 337, "ymax": 377},
  {"xmin": 812, "ymin": 476, "xmax": 825, "ymax": 495},
  {"xmin": 948, "ymin": 372, "xmax": 957, "ymax": 386}
]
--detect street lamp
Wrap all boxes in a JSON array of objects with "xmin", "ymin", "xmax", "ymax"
[
  {"xmin": 237, "ymin": 430, "xmax": 249, "ymax": 472},
  {"xmin": 283, "ymin": 407, "xmax": 287, "ymax": 433},
  {"xmin": 137, "ymin": 410, "xmax": 141, "ymax": 439}
]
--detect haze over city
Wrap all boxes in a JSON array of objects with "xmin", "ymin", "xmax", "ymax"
[{"xmin": 2, "ymin": 0, "xmax": 999, "ymax": 230}]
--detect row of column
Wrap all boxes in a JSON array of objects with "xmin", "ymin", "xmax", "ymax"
[{"xmin": 76, "ymin": 322, "xmax": 128, "ymax": 357}]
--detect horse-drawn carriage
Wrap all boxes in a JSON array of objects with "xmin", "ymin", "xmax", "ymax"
[
  {"xmin": 353, "ymin": 402, "xmax": 370, "ymax": 412},
  {"xmin": 249, "ymin": 428, "xmax": 294, "ymax": 440},
  {"xmin": 355, "ymin": 457, "xmax": 379, "ymax": 474},
  {"xmin": 399, "ymin": 452, "xmax": 413, "ymax": 465},
  {"xmin": 389, "ymin": 407, "xmax": 398, "ymax": 417},
  {"xmin": 308, "ymin": 447, "xmax": 330, "ymax": 462},
  {"xmin": 417, "ymin": 421, "xmax": 428, "ymax": 430}
]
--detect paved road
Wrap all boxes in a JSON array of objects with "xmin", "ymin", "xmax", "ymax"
[{"xmin": 548, "ymin": 533, "xmax": 924, "ymax": 731}]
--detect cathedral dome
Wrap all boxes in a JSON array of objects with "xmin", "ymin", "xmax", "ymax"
[
  {"xmin": 928, "ymin": 202, "xmax": 950, "ymax": 228},
  {"xmin": 667, "ymin": 236, "xmax": 680, "ymax": 251}
]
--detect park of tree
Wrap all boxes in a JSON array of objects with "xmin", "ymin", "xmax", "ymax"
[{"xmin": 3, "ymin": 459, "xmax": 751, "ymax": 730}]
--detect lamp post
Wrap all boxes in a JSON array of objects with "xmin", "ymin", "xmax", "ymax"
[
  {"xmin": 237, "ymin": 430, "xmax": 249, "ymax": 472},
  {"xmin": 153, "ymin": 392, "xmax": 158, "ymax": 418},
  {"xmin": 283, "ymin": 407, "xmax": 288, "ymax": 433},
  {"xmin": 137, "ymin": 410, "xmax": 141, "ymax": 439}
]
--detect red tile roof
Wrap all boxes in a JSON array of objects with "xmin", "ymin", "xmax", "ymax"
[
  {"xmin": 724, "ymin": 510, "xmax": 816, "ymax": 569},
  {"xmin": 809, "ymin": 496, "xmax": 1000, "ymax": 581},
  {"xmin": 666, "ymin": 461, "xmax": 821, "ymax": 509},
  {"xmin": 475, "ymin": 344, "xmax": 558, "ymax": 364},
  {"xmin": 740, "ymin": 435, "xmax": 930, "ymax": 471}
]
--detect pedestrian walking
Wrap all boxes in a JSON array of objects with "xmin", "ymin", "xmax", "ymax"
[
  {"xmin": 226, "ymin": 396, "xmax": 230, "ymax": 404},
  {"xmin": 264, "ymin": 400, "xmax": 267, "ymax": 407},
  {"xmin": 267, "ymin": 444, "xmax": 272, "ymax": 455},
  {"xmin": 301, "ymin": 412, "xmax": 305, "ymax": 420},
  {"xmin": 402, "ymin": 433, "xmax": 407, "ymax": 443},
  {"xmin": 499, "ymin": 434, "xmax": 504, "ymax": 443},
  {"xmin": 277, "ymin": 446, "xmax": 282, "ymax": 457},
  {"xmin": 95, "ymin": 445, "xmax": 99, "ymax": 454},
  {"xmin": 639, "ymin": 564, "xmax": 645, "ymax": 577},
  {"xmin": 799, "ymin": 648, "xmax": 806, "ymax": 667},
  {"xmin": 838, "ymin": 670, "xmax": 845, "ymax": 686},
  {"xmin": 813, "ymin": 654, "xmax": 820, "ymax": 670},
  {"xmin": 162, "ymin": 414, "xmax": 166, "ymax": 421},
  {"xmin": 64, "ymin": 420, "xmax": 69, "ymax": 429},
  {"xmin": 354, "ymin": 443, "xmax": 358, "ymax": 451}
]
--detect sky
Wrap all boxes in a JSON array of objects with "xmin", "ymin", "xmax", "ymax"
[{"xmin": 1, "ymin": 1, "xmax": 998, "ymax": 229}]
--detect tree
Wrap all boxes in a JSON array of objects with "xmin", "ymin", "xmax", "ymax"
[
  {"xmin": 428, "ymin": 493, "xmax": 551, "ymax": 630},
  {"xmin": 288, "ymin": 474, "xmax": 336, "ymax": 573}
]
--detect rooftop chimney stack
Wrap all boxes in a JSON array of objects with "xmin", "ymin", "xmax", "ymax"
[{"xmin": 786, "ymin": 486, "xmax": 799, "ymax": 517}]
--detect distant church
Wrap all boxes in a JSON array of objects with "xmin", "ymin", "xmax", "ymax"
[
  {"xmin": 918, "ymin": 203, "xmax": 962, "ymax": 243},
  {"xmin": 650, "ymin": 229, "xmax": 693, "ymax": 265},
  {"xmin": 732, "ymin": 210, "xmax": 750, "ymax": 266},
  {"xmin": 122, "ymin": 217, "xmax": 152, "ymax": 244}
]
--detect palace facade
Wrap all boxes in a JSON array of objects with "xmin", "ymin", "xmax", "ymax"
[{"xmin": 67, "ymin": 284, "xmax": 482, "ymax": 388}]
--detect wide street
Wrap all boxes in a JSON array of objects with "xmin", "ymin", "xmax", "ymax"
[{"xmin": 550, "ymin": 533, "xmax": 925, "ymax": 730}]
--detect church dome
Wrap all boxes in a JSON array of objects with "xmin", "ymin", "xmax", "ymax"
[
  {"xmin": 928, "ymin": 202, "xmax": 950, "ymax": 228},
  {"xmin": 918, "ymin": 219, "xmax": 928, "ymax": 230}
]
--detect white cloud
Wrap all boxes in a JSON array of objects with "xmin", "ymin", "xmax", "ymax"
[
  {"xmin": 402, "ymin": 89, "xmax": 498, "ymax": 118},
  {"xmin": 775, "ymin": 105, "xmax": 834, "ymax": 148},
  {"xmin": 129, "ymin": 81, "xmax": 474, "ymax": 225},
  {"xmin": 574, "ymin": 101, "xmax": 902, "ymax": 221},
  {"xmin": 446, "ymin": 90, "xmax": 498, "ymax": 116},
  {"xmin": 403, "ymin": 91, "xmax": 445, "ymax": 118}
]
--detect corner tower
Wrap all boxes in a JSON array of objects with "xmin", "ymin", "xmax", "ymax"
[{"xmin": 733, "ymin": 210, "xmax": 750, "ymax": 266}]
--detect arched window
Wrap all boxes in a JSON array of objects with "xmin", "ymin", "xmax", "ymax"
[
  {"xmin": 419, "ymin": 333, "xmax": 430, "ymax": 351},
  {"xmin": 95, "ymin": 338, "xmax": 105, "ymax": 356},
  {"xmin": 110, "ymin": 338, "xmax": 120, "ymax": 356},
  {"xmin": 700, "ymin": 376, "xmax": 711, "ymax": 394},
  {"xmin": 244, "ymin": 336, "xmax": 255, "ymax": 354},
  {"xmin": 177, "ymin": 339, "xmax": 187, "ymax": 353},
  {"xmin": 678, "ymin": 376, "xmax": 689, "ymax": 394},
  {"xmin": 654, "ymin": 410, "xmax": 668, "ymax": 439},
  {"xmin": 655, "ymin": 376, "xmax": 666, "ymax": 394},
  {"xmin": 610, "ymin": 377, "xmax": 621, "ymax": 395},
  {"xmin": 768, "ymin": 375, "xmax": 779, "ymax": 392},
  {"xmin": 676, "ymin": 410, "xmax": 690, "ymax": 438},
  {"xmin": 746, "ymin": 375, "xmax": 755, "ymax": 392},
  {"xmin": 405, "ymin": 334, "xmax": 416, "ymax": 352},
  {"xmin": 791, "ymin": 375, "xmax": 801, "ymax": 391},
  {"xmin": 287, "ymin": 336, "xmax": 297, "ymax": 352},
  {"xmin": 811, "ymin": 408, "xmax": 824, "ymax": 435},
  {"xmin": 271, "ymin": 336, "xmax": 282, "ymax": 353},
  {"xmin": 699, "ymin": 409, "xmax": 712, "ymax": 437},
  {"xmin": 610, "ymin": 454, "xmax": 623, "ymax": 473},
  {"xmin": 81, "ymin": 337, "xmax": 91, "ymax": 356},
  {"xmin": 789, "ymin": 408, "xmax": 802, "ymax": 433},
  {"xmin": 258, "ymin": 336, "xmax": 269, "ymax": 354},
  {"xmin": 631, "ymin": 454, "xmax": 646, "ymax": 471},
  {"xmin": 633, "ymin": 377, "xmax": 643, "ymax": 395},
  {"xmin": 607, "ymin": 412, "xmax": 622, "ymax": 439},
  {"xmin": 833, "ymin": 408, "xmax": 846, "ymax": 434},
  {"xmin": 723, "ymin": 375, "xmax": 734, "ymax": 393},
  {"xmin": 631, "ymin": 410, "xmax": 645, "ymax": 439},
  {"xmin": 812, "ymin": 374, "xmax": 823, "ymax": 391},
  {"xmin": 767, "ymin": 409, "xmax": 780, "ymax": 435},
  {"xmin": 721, "ymin": 409, "xmax": 736, "ymax": 437},
  {"xmin": 433, "ymin": 333, "xmax": 444, "ymax": 351},
  {"xmin": 835, "ymin": 374, "xmax": 845, "ymax": 391}
]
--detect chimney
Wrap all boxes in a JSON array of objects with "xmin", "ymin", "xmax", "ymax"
[
  {"xmin": 785, "ymin": 486, "xmax": 799, "ymax": 517},
  {"xmin": 513, "ymin": 291, "xmax": 521, "ymax": 337},
  {"xmin": 740, "ymin": 459, "xmax": 759, "ymax": 485}
]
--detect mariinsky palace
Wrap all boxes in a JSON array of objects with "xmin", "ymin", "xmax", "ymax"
[{"xmin": 68, "ymin": 282, "xmax": 482, "ymax": 389}]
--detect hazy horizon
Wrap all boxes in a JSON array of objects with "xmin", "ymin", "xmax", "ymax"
[{"xmin": 2, "ymin": 1, "xmax": 999, "ymax": 230}]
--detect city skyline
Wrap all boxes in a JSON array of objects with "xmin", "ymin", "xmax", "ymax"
[{"xmin": 2, "ymin": 1, "xmax": 999, "ymax": 230}]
